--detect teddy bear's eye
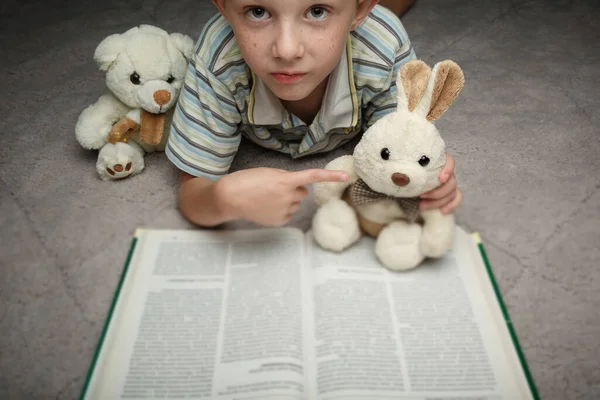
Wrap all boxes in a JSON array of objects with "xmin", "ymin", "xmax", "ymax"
[
  {"xmin": 418, "ymin": 155, "xmax": 430, "ymax": 167},
  {"xmin": 167, "ymin": 75, "xmax": 175, "ymax": 84},
  {"xmin": 130, "ymin": 72, "xmax": 141, "ymax": 85},
  {"xmin": 380, "ymin": 148, "xmax": 390, "ymax": 160}
]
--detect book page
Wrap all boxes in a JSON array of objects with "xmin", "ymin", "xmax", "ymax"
[
  {"xmin": 305, "ymin": 227, "xmax": 533, "ymax": 400},
  {"xmin": 84, "ymin": 228, "xmax": 310, "ymax": 400}
]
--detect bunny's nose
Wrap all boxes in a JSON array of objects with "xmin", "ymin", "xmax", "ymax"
[
  {"xmin": 153, "ymin": 90, "xmax": 171, "ymax": 106},
  {"xmin": 392, "ymin": 173, "xmax": 410, "ymax": 187}
]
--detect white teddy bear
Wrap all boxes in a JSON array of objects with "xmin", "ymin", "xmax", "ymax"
[
  {"xmin": 75, "ymin": 25, "xmax": 194, "ymax": 181},
  {"xmin": 312, "ymin": 59, "xmax": 465, "ymax": 271}
]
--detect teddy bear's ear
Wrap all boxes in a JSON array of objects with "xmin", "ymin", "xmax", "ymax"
[
  {"xmin": 413, "ymin": 60, "xmax": 465, "ymax": 122},
  {"xmin": 395, "ymin": 60, "xmax": 432, "ymax": 113},
  {"xmin": 93, "ymin": 33, "xmax": 126, "ymax": 71},
  {"xmin": 170, "ymin": 33, "xmax": 195, "ymax": 61}
]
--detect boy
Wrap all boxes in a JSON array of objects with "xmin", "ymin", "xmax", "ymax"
[{"xmin": 166, "ymin": 0, "xmax": 461, "ymax": 227}]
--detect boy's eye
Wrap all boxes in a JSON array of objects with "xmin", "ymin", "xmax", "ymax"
[
  {"xmin": 306, "ymin": 6, "xmax": 328, "ymax": 20},
  {"xmin": 246, "ymin": 7, "xmax": 270, "ymax": 21}
]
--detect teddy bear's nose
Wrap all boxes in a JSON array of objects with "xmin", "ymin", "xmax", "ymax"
[
  {"xmin": 392, "ymin": 173, "xmax": 410, "ymax": 187},
  {"xmin": 153, "ymin": 90, "xmax": 171, "ymax": 106}
]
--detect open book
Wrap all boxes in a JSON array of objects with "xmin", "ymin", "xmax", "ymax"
[{"xmin": 80, "ymin": 226, "xmax": 539, "ymax": 400}]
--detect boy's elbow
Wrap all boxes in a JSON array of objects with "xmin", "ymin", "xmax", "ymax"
[
  {"xmin": 177, "ymin": 191, "xmax": 222, "ymax": 228},
  {"xmin": 176, "ymin": 172, "xmax": 226, "ymax": 228},
  {"xmin": 179, "ymin": 171, "xmax": 196, "ymax": 186}
]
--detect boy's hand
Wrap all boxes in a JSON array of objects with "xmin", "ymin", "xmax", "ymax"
[
  {"xmin": 215, "ymin": 167, "xmax": 349, "ymax": 227},
  {"xmin": 419, "ymin": 153, "xmax": 462, "ymax": 214}
]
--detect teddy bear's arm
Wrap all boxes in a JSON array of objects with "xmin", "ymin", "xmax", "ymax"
[
  {"xmin": 75, "ymin": 93, "xmax": 131, "ymax": 149},
  {"xmin": 313, "ymin": 155, "xmax": 358, "ymax": 205},
  {"xmin": 108, "ymin": 117, "xmax": 141, "ymax": 144}
]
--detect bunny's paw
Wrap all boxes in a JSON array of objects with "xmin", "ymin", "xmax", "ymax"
[
  {"xmin": 375, "ymin": 221, "xmax": 424, "ymax": 271},
  {"xmin": 312, "ymin": 199, "xmax": 361, "ymax": 252},
  {"xmin": 419, "ymin": 210, "xmax": 455, "ymax": 258}
]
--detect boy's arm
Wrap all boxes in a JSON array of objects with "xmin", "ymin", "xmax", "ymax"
[
  {"xmin": 178, "ymin": 172, "xmax": 231, "ymax": 227},
  {"xmin": 166, "ymin": 48, "xmax": 242, "ymax": 226},
  {"xmin": 166, "ymin": 50, "xmax": 243, "ymax": 184},
  {"xmin": 178, "ymin": 169, "xmax": 350, "ymax": 227}
]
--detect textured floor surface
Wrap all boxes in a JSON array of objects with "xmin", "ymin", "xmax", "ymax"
[{"xmin": 1, "ymin": 0, "xmax": 599, "ymax": 399}]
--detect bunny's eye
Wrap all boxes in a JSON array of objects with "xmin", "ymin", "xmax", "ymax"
[
  {"xmin": 130, "ymin": 72, "xmax": 141, "ymax": 85},
  {"xmin": 418, "ymin": 156, "xmax": 430, "ymax": 167},
  {"xmin": 380, "ymin": 148, "xmax": 390, "ymax": 160},
  {"xmin": 167, "ymin": 75, "xmax": 175, "ymax": 84}
]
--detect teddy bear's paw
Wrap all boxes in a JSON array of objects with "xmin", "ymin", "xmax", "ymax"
[
  {"xmin": 312, "ymin": 199, "xmax": 361, "ymax": 252},
  {"xmin": 375, "ymin": 221, "xmax": 424, "ymax": 271},
  {"xmin": 419, "ymin": 212, "xmax": 455, "ymax": 258},
  {"xmin": 96, "ymin": 142, "xmax": 144, "ymax": 181}
]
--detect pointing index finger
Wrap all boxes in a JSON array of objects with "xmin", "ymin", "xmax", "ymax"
[{"xmin": 288, "ymin": 168, "xmax": 349, "ymax": 186}]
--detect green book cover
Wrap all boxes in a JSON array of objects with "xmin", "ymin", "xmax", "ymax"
[
  {"xmin": 473, "ymin": 233, "xmax": 540, "ymax": 400},
  {"xmin": 79, "ymin": 233, "xmax": 139, "ymax": 400}
]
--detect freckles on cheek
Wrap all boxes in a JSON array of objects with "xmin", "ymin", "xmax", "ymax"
[
  {"xmin": 317, "ymin": 28, "xmax": 344, "ymax": 54},
  {"xmin": 236, "ymin": 28, "xmax": 255, "ymax": 53}
]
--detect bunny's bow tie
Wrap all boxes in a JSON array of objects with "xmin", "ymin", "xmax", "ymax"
[{"xmin": 349, "ymin": 179, "xmax": 421, "ymax": 223}]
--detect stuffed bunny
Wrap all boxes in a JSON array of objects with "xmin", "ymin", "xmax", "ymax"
[
  {"xmin": 75, "ymin": 25, "xmax": 194, "ymax": 181},
  {"xmin": 312, "ymin": 59, "xmax": 465, "ymax": 271}
]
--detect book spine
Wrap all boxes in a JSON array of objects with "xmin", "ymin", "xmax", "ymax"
[
  {"xmin": 78, "ymin": 235, "xmax": 140, "ymax": 400},
  {"xmin": 473, "ymin": 233, "xmax": 540, "ymax": 400}
]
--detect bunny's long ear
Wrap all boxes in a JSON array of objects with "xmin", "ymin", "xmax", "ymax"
[
  {"xmin": 413, "ymin": 60, "xmax": 465, "ymax": 121},
  {"xmin": 395, "ymin": 60, "xmax": 432, "ymax": 113}
]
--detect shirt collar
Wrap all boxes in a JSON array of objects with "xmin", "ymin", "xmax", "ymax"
[{"xmin": 248, "ymin": 36, "xmax": 358, "ymax": 131}]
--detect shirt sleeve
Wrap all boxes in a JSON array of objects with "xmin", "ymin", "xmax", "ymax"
[
  {"xmin": 362, "ymin": 22, "xmax": 417, "ymax": 130},
  {"xmin": 166, "ymin": 53, "xmax": 242, "ymax": 181}
]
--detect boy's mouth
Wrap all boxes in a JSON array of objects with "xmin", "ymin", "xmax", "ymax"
[{"xmin": 271, "ymin": 72, "xmax": 306, "ymax": 84}]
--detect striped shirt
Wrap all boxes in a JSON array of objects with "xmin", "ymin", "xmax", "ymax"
[{"xmin": 166, "ymin": 5, "xmax": 416, "ymax": 180}]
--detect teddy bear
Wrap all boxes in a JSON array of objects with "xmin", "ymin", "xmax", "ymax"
[
  {"xmin": 311, "ymin": 59, "xmax": 465, "ymax": 271},
  {"xmin": 75, "ymin": 24, "xmax": 194, "ymax": 180}
]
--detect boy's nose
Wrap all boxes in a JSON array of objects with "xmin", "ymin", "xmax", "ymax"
[{"xmin": 272, "ymin": 26, "xmax": 304, "ymax": 60}]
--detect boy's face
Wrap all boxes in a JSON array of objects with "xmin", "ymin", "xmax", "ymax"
[{"xmin": 213, "ymin": 0, "xmax": 377, "ymax": 102}]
